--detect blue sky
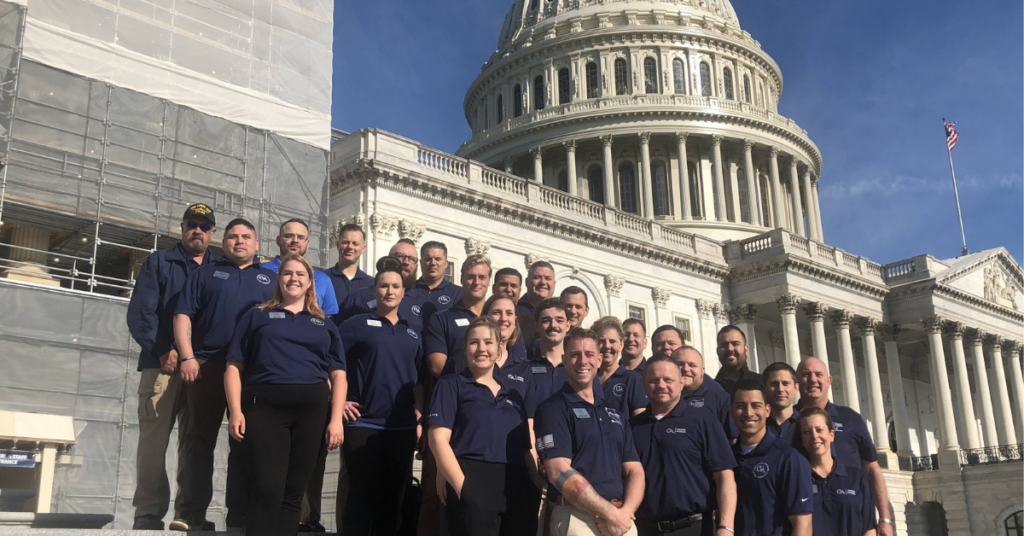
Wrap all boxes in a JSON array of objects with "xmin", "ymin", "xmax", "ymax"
[{"xmin": 333, "ymin": 1, "xmax": 1023, "ymax": 264}]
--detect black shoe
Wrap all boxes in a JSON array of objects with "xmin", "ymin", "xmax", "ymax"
[
  {"xmin": 200, "ymin": 520, "xmax": 216, "ymax": 531},
  {"xmin": 132, "ymin": 515, "xmax": 164, "ymax": 530},
  {"xmin": 297, "ymin": 523, "xmax": 312, "ymax": 533},
  {"xmin": 308, "ymin": 522, "xmax": 326, "ymax": 533}
]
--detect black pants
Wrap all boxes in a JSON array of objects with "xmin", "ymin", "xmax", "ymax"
[
  {"xmin": 342, "ymin": 427, "xmax": 416, "ymax": 536},
  {"xmin": 300, "ymin": 440, "xmax": 329, "ymax": 525},
  {"xmin": 637, "ymin": 515, "xmax": 713, "ymax": 536},
  {"xmin": 177, "ymin": 360, "xmax": 247, "ymax": 525},
  {"xmin": 241, "ymin": 382, "xmax": 330, "ymax": 536},
  {"xmin": 445, "ymin": 459, "xmax": 539, "ymax": 536}
]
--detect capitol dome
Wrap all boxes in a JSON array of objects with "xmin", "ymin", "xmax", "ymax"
[{"xmin": 456, "ymin": 0, "xmax": 824, "ymax": 242}]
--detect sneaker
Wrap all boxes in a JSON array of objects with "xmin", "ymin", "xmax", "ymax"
[
  {"xmin": 168, "ymin": 518, "xmax": 215, "ymax": 531},
  {"xmin": 168, "ymin": 518, "xmax": 192, "ymax": 531},
  {"xmin": 132, "ymin": 515, "xmax": 164, "ymax": 530}
]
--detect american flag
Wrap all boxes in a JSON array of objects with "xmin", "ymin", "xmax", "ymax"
[{"xmin": 945, "ymin": 121, "xmax": 959, "ymax": 151}]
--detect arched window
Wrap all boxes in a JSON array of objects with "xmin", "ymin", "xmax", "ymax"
[
  {"xmin": 689, "ymin": 164, "xmax": 703, "ymax": 218},
  {"xmin": 496, "ymin": 94, "xmax": 504, "ymax": 123},
  {"xmin": 557, "ymin": 169, "xmax": 569, "ymax": 192},
  {"xmin": 651, "ymin": 160, "xmax": 669, "ymax": 216},
  {"xmin": 759, "ymin": 174, "xmax": 773, "ymax": 227},
  {"xmin": 534, "ymin": 75, "xmax": 545, "ymax": 110},
  {"xmin": 672, "ymin": 59, "xmax": 685, "ymax": 94},
  {"xmin": 558, "ymin": 67, "xmax": 571, "ymax": 105},
  {"xmin": 699, "ymin": 62, "xmax": 712, "ymax": 96},
  {"xmin": 585, "ymin": 62, "xmax": 598, "ymax": 99},
  {"xmin": 1006, "ymin": 510, "xmax": 1023, "ymax": 536},
  {"xmin": 614, "ymin": 58, "xmax": 628, "ymax": 95},
  {"xmin": 643, "ymin": 57, "xmax": 657, "ymax": 94},
  {"xmin": 737, "ymin": 168, "xmax": 750, "ymax": 223},
  {"xmin": 743, "ymin": 75, "xmax": 751, "ymax": 103},
  {"xmin": 618, "ymin": 162, "xmax": 638, "ymax": 214},
  {"xmin": 588, "ymin": 166, "xmax": 604, "ymax": 203},
  {"xmin": 513, "ymin": 84, "xmax": 523, "ymax": 117},
  {"xmin": 723, "ymin": 67, "xmax": 734, "ymax": 100}
]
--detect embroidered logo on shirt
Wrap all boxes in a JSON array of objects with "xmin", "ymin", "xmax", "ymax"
[
  {"xmin": 366, "ymin": 299, "xmax": 377, "ymax": 308},
  {"xmin": 612, "ymin": 384, "xmax": 624, "ymax": 396},
  {"xmin": 537, "ymin": 434, "xmax": 555, "ymax": 451},
  {"xmin": 506, "ymin": 399, "xmax": 521, "ymax": 410},
  {"xmin": 256, "ymin": 274, "xmax": 272, "ymax": 284},
  {"xmin": 407, "ymin": 329, "xmax": 418, "ymax": 339},
  {"xmin": 834, "ymin": 422, "xmax": 844, "ymax": 432},
  {"xmin": 507, "ymin": 373, "xmax": 525, "ymax": 383},
  {"xmin": 836, "ymin": 489, "xmax": 857, "ymax": 496},
  {"xmin": 311, "ymin": 318, "xmax": 325, "ymax": 326},
  {"xmin": 269, "ymin": 312, "xmax": 285, "ymax": 319},
  {"xmin": 455, "ymin": 318, "xmax": 470, "ymax": 327},
  {"xmin": 213, "ymin": 270, "xmax": 229, "ymax": 279},
  {"xmin": 411, "ymin": 305, "xmax": 422, "ymax": 316},
  {"xmin": 367, "ymin": 319, "xmax": 382, "ymax": 327},
  {"xmin": 666, "ymin": 428, "xmax": 687, "ymax": 434},
  {"xmin": 438, "ymin": 295, "xmax": 452, "ymax": 305},
  {"xmin": 572, "ymin": 408, "xmax": 591, "ymax": 419},
  {"xmin": 689, "ymin": 398, "xmax": 705, "ymax": 408},
  {"xmin": 753, "ymin": 462, "xmax": 770, "ymax": 479}
]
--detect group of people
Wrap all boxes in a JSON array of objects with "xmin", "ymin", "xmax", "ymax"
[{"xmin": 127, "ymin": 203, "xmax": 895, "ymax": 536}]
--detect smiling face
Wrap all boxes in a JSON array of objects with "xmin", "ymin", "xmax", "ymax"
[
  {"xmin": 563, "ymin": 292, "xmax": 590, "ymax": 328},
  {"xmin": 222, "ymin": 224, "xmax": 259, "ymax": 265},
  {"xmin": 373, "ymin": 270, "xmax": 405, "ymax": 310},
  {"xmin": 420, "ymin": 247, "xmax": 448, "ymax": 282},
  {"xmin": 731, "ymin": 388, "xmax": 770, "ymax": 437},
  {"xmin": 622, "ymin": 322, "xmax": 647, "ymax": 361},
  {"xmin": 797, "ymin": 358, "xmax": 832, "ymax": 402},
  {"xmin": 278, "ymin": 259, "xmax": 312, "ymax": 303},
  {"xmin": 493, "ymin": 274, "xmax": 521, "ymax": 302},
  {"xmin": 652, "ymin": 329, "xmax": 684, "ymax": 359},
  {"xmin": 537, "ymin": 306, "xmax": 568, "ymax": 345},
  {"xmin": 487, "ymin": 297, "xmax": 517, "ymax": 342},
  {"xmin": 674, "ymin": 347, "xmax": 704, "ymax": 395},
  {"xmin": 598, "ymin": 327, "xmax": 623, "ymax": 368},
  {"xmin": 764, "ymin": 369, "xmax": 799, "ymax": 411},
  {"xmin": 526, "ymin": 266, "xmax": 555, "ymax": 300},
  {"xmin": 717, "ymin": 327, "xmax": 749, "ymax": 370},
  {"xmin": 462, "ymin": 263, "xmax": 491, "ymax": 300},
  {"xmin": 336, "ymin": 230, "xmax": 365, "ymax": 266},
  {"xmin": 644, "ymin": 360, "xmax": 682, "ymax": 408},
  {"xmin": 563, "ymin": 337, "xmax": 601, "ymax": 389},
  {"xmin": 800, "ymin": 414, "xmax": 834, "ymax": 459},
  {"xmin": 464, "ymin": 325, "xmax": 499, "ymax": 374},
  {"xmin": 277, "ymin": 221, "xmax": 309, "ymax": 257}
]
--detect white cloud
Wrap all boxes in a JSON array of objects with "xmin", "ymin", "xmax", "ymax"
[{"xmin": 821, "ymin": 173, "xmax": 1022, "ymax": 199}]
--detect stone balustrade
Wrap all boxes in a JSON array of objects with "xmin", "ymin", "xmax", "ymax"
[{"xmin": 725, "ymin": 227, "xmax": 885, "ymax": 284}]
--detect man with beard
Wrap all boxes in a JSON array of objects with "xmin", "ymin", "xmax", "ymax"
[
  {"xmin": 715, "ymin": 325, "xmax": 762, "ymax": 395},
  {"xmin": 631, "ymin": 355, "xmax": 736, "ymax": 536},
  {"xmin": 620, "ymin": 318, "xmax": 649, "ymax": 374},
  {"xmin": 261, "ymin": 218, "xmax": 338, "ymax": 315},
  {"xmin": 336, "ymin": 239, "xmax": 430, "ymax": 331},
  {"xmin": 592, "ymin": 316, "xmax": 647, "ymax": 418},
  {"xmin": 518, "ymin": 261, "xmax": 556, "ymax": 345},
  {"xmin": 795, "ymin": 357, "xmax": 893, "ymax": 536},
  {"xmin": 763, "ymin": 362, "xmax": 800, "ymax": 445},
  {"xmin": 326, "ymin": 223, "xmax": 371, "ymax": 311},
  {"xmin": 560, "ymin": 286, "xmax": 591, "ymax": 328},
  {"xmin": 416, "ymin": 241, "xmax": 463, "ymax": 313},
  {"xmin": 128, "ymin": 203, "xmax": 221, "ymax": 530},
  {"xmin": 423, "ymin": 255, "xmax": 492, "ymax": 378}
]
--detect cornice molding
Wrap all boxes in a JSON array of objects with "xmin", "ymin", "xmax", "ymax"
[{"xmin": 729, "ymin": 257, "xmax": 889, "ymax": 299}]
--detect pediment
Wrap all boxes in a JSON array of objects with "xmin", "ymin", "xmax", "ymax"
[{"xmin": 939, "ymin": 249, "xmax": 1023, "ymax": 312}]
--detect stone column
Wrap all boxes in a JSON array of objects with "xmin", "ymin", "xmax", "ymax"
[
  {"xmin": 801, "ymin": 168, "xmax": 818, "ymax": 241},
  {"xmin": 730, "ymin": 304, "xmax": 759, "ymax": 372},
  {"xmin": 802, "ymin": 302, "xmax": 830, "ymax": 370},
  {"xmin": 967, "ymin": 330, "xmax": 999, "ymax": 448},
  {"xmin": 503, "ymin": 157, "xmax": 514, "ymax": 174},
  {"xmin": 768, "ymin": 147, "xmax": 785, "ymax": 229},
  {"xmin": 812, "ymin": 177, "xmax": 824, "ymax": 241},
  {"xmin": 564, "ymin": 140, "xmax": 578, "ymax": 195},
  {"xmin": 676, "ymin": 133, "xmax": 692, "ymax": 220},
  {"xmin": 531, "ymin": 146, "xmax": 543, "ymax": 183},
  {"xmin": 830, "ymin": 309, "xmax": 860, "ymax": 413},
  {"xmin": 711, "ymin": 135, "xmax": 727, "ymax": 222},
  {"xmin": 922, "ymin": 315, "xmax": 960, "ymax": 459},
  {"xmin": 1008, "ymin": 341, "xmax": 1024, "ymax": 443},
  {"xmin": 775, "ymin": 294, "xmax": 801, "ymax": 368},
  {"xmin": 788, "ymin": 158, "xmax": 806, "ymax": 236},
  {"xmin": 696, "ymin": 299, "xmax": 717, "ymax": 373},
  {"xmin": 855, "ymin": 318, "xmax": 890, "ymax": 458},
  {"xmin": 987, "ymin": 336, "xmax": 1016, "ymax": 445},
  {"xmin": 878, "ymin": 323, "xmax": 914, "ymax": 457},
  {"xmin": 728, "ymin": 160, "xmax": 742, "ymax": 223},
  {"xmin": 944, "ymin": 322, "xmax": 980, "ymax": 449},
  {"xmin": 2, "ymin": 225, "xmax": 59, "ymax": 287},
  {"xmin": 601, "ymin": 135, "xmax": 614, "ymax": 207},
  {"xmin": 639, "ymin": 132, "xmax": 654, "ymax": 218},
  {"xmin": 743, "ymin": 139, "xmax": 759, "ymax": 226}
]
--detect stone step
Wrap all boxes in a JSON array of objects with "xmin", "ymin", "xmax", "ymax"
[{"xmin": 0, "ymin": 530, "xmax": 329, "ymax": 535}]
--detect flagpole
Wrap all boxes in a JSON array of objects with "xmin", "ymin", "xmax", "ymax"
[{"xmin": 943, "ymin": 117, "xmax": 969, "ymax": 256}]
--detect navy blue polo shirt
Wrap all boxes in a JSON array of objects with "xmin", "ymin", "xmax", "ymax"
[
  {"xmin": 174, "ymin": 259, "xmax": 277, "ymax": 362},
  {"xmin": 630, "ymin": 400, "xmax": 736, "ymax": 522},
  {"xmin": 415, "ymin": 278, "xmax": 463, "ymax": 313},
  {"xmin": 732, "ymin": 431, "xmax": 814, "ymax": 536},
  {"xmin": 683, "ymin": 375, "xmax": 735, "ymax": 438},
  {"xmin": 524, "ymin": 355, "xmax": 564, "ymax": 418},
  {"xmin": 424, "ymin": 302, "xmax": 478, "ymax": 376},
  {"xmin": 261, "ymin": 256, "xmax": 338, "ymax": 315},
  {"xmin": 601, "ymin": 366, "xmax": 648, "ymax": 417},
  {"xmin": 427, "ymin": 369, "xmax": 530, "ymax": 466},
  {"xmin": 797, "ymin": 401, "xmax": 877, "ymax": 468},
  {"xmin": 768, "ymin": 409, "xmax": 801, "ymax": 446},
  {"xmin": 337, "ymin": 285, "xmax": 430, "ymax": 332},
  {"xmin": 508, "ymin": 336, "xmax": 528, "ymax": 361},
  {"xmin": 812, "ymin": 461, "xmax": 876, "ymax": 536},
  {"xmin": 226, "ymin": 307, "xmax": 345, "ymax": 385},
  {"xmin": 326, "ymin": 265, "xmax": 372, "ymax": 313},
  {"xmin": 517, "ymin": 300, "xmax": 537, "ymax": 344},
  {"xmin": 128, "ymin": 244, "xmax": 221, "ymax": 370},
  {"xmin": 338, "ymin": 311, "xmax": 423, "ymax": 430},
  {"xmin": 625, "ymin": 357, "xmax": 648, "ymax": 375},
  {"xmin": 534, "ymin": 383, "xmax": 640, "ymax": 502},
  {"xmin": 498, "ymin": 357, "xmax": 530, "ymax": 399},
  {"xmin": 715, "ymin": 366, "xmax": 763, "ymax": 396}
]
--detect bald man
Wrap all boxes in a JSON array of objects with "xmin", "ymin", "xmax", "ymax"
[
  {"xmin": 795, "ymin": 357, "xmax": 893, "ymax": 536},
  {"xmin": 672, "ymin": 346, "xmax": 732, "ymax": 436}
]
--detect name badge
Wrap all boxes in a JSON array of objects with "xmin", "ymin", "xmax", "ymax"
[
  {"xmin": 367, "ymin": 319, "xmax": 382, "ymax": 327},
  {"xmin": 812, "ymin": 484, "xmax": 819, "ymax": 494},
  {"xmin": 572, "ymin": 408, "xmax": 590, "ymax": 419},
  {"xmin": 268, "ymin": 312, "xmax": 285, "ymax": 319},
  {"xmin": 213, "ymin": 270, "xmax": 229, "ymax": 279},
  {"xmin": 455, "ymin": 318, "xmax": 470, "ymax": 327},
  {"xmin": 531, "ymin": 366, "xmax": 547, "ymax": 374}
]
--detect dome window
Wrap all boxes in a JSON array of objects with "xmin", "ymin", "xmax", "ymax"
[
  {"xmin": 585, "ymin": 62, "xmax": 599, "ymax": 99},
  {"xmin": 643, "ymin": 57, "xmax": 657, "ymax": 94},
  {"xmin": 672, "ymin": 59, "xmax": 686, "ymax": 95},
  {"xmin": 699, "ymin": 62, "xmax": 712, "ymax": 97},
  {"xmin": 743, "ymin": 75, "xmax": 751, "ymax": 103},
  {"xmin": 588, "ymin": 166, "xmax": 604, "ymax": 203},
  {"xmin": 497, "ymin": 94, "xmax": 504, "ymax": 123},
  {"xmin": 618, "ymin": 162, "xmax": 638, "ymax": 214},
  {"xmin": 723, "ymin": 67, "xmax": 734, "ymax": 100},
  {"xmin": 513, "ymin": 84, "xmax": 523, "ymax": 117},
  {"xmin": 534, "ymin": 75, "xmax": 546, "ymax": 110},
  {"xmin": 652, "ymin": 160, "xmax": 670, "ymax": 216},
  {"xmin": 614, "ymin": 58, "xmax": 628, "ymax": 95},
  {"xmin": 558, "ymin": 68, "xmax": 571, "ymax": 105}
]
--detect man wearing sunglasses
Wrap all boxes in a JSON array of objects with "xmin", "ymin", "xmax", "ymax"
[{"xmin": 127, "ymin": 203, "xmax": 221, "ymax": 530}]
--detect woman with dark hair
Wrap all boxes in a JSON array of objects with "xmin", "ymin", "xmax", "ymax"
[
  {"xmin": 225, "ymin": 254, "xmax": 347, "ymax": 536},
  {"xmin": 428, "ymin": 317, "xmax": 540, "ymax": 536},
  {"xmin": 794, "ymin": 407, "xmax": 877, "ymax": 536},
  {"xmin": 336, "ymin": 256, "xmax": 424, "ymax": 536}
]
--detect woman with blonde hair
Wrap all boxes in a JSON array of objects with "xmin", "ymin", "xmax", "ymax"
[{"xmin": 224, "ymin": 254, "xmax": 347, "ymax": 536}]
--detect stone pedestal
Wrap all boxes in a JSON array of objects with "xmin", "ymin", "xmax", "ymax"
[{"xmin": 2, "ymin": 225, "xmax": 59, "ymax": 287}]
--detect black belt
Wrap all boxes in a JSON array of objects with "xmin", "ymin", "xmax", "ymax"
[{"xmin": 656, "ymin": 513, "xmax": 703, "ymax": 533}]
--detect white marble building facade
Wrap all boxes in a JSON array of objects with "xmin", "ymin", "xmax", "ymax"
[{"xmin": 328, "ymin": 1, "xmax": 1024, "ymax": 535}]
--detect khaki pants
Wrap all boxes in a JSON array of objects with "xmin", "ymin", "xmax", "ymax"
[
  {"xmin": 549, "ymin": 503, "xmax": 638, "ymax": 536},
  {"xmin": 133, "ymin": 368, "xmax": 188, "ymax": 520}
]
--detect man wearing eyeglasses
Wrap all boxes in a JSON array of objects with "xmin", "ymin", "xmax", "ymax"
[
  {"xmin": 335, "ymin": 239, "xmax": 431, "ymax": 331},
  {"xmin": 261, "ymin": 218, "xmax": 339, "ymax": 315},
  {"xmin": 127, "ymin": 203, "xmax": 221, "ymax": 530}
]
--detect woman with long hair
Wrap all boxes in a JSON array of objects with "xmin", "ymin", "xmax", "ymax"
[
  {"xmin": 483, "ymin": 294, "xmax": 530, "ymax": 396},
  {"xmin": 428, "ymin": 317, "xmax": 540, "ymax": 536},
  {"xmin": 337, "ymin": 256, "xmax": 424, "ymax": 536},
  {"xmin": 793, "ymin": 407, "xmax": 877, "ymax": 536},
  {"xmin": 224, "ymin": 254, "xmax": 347, "ymax": 536}
]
